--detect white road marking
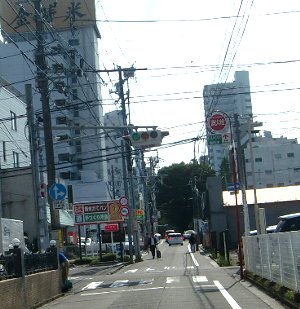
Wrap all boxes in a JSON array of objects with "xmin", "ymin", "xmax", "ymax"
[
  {"xmin": 81, "ymin": 286, "xmax": 165, "ymax": 296},
  {"xmin": 70, "ymin": 276, "xmax": 94, "ymax": 280},
  {"xmin": 166, "ymin": 276, "xmax": 180, "ymax": 284},
  {"xmin": 214, "ymin": 280, "xmax": 241, "ymax": 309},
  {"xmin": 192, "ymin": 275, "xmax": 208, "ymax": 283},
  {"xmin": 186, "ymin": 266, "xmax": 194, "ymax": 269},
  {"xmin": 145, "ymin": 267, "xmax": 155, "ymax": 272},
  {"xmin": 109, "ymin": 280, "xmax": 129, "ymax": 288},
  {"xmin": 82, "ymin": 282, "xmax": 103, "ymax": 290},
  {"xmin": 188, "ymin": 245, "xmax": 199, "ymax": 267},
  {"xmin": 124, "ymin": 269, "xmax": 138, "ymax": 273},
  {"xmin": 164, "ymin": 266, "xmax": 170, "ymax": 270}
]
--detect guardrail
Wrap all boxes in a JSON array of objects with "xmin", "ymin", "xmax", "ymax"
[
  {"xmin": 0, "ymin": 247, "xmax": 58, "ymax": 280},
  {"xmin": 243, "ymin": 231, "xmax": 300, "ymax": 291}
]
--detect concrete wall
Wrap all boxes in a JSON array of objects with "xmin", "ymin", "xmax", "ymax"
[{"xmin": 0, "ymin": 270, "xmax": 61, "ymax": 309}]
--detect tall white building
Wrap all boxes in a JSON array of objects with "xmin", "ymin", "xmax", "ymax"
[
  {"xmin": 103, "ymin": 110, "xmax": 125, "ymax": 198},
  {"xmin": 0, "ymin": 0, "xmax": 107, "ymax": 184},
  {"xmin": 245, "ymin": 131, "xmax": 300, "ymax": 189},
  {"xmin": 203, "ymin": 71, "xmax": 253, "ymax": 173}
]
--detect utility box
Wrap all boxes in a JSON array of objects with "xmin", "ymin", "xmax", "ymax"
[{"xmin": 0, "ymin": 218, "xmax": 25, "ymax": 253}]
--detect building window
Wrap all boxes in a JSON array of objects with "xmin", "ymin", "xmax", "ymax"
[
  {"xmin": 56, "ymin": 116, "xmax": 67, "ymax": 125},
  {"xmin": 10, "ymin": 111, "xmax": 17, "ymax": 131},
  {"xmin": 265, "ymin": 170, "xmax": 272, "ymax": 175},
  {"xmin": 74, "ymin": 105, "xmax": 79, "ymax": 117},
  {"xmin": 274, "ymin": 153, "xmax": 282, "ymax": 159},
  {"xmin": 13, "ymin": 151, "xmax": 19, "ymax": 167},
  {"xmin": 266, "ymin": 183, "xmax": 274, "ymax": 188},
  {"xmin": 287, "ymin": 152, "xmax": 295, "ymax": 158},
  {"xmin": 75, "ymin": 140, "xmax": 81, "ymax": 152},
  {"xmin": 72, "ymin": 89, "xmax": 78, "ymax": 100},
  {"xmin": 277, "ymin": 183, "xmax": 284, "ymax": 187},
  {"xmin": 74, "ymin": 123, "xmax": 80, "ymax": 135},
  {"xmin": 3, "ymin": 141, "xmax": 6, "ymax": 161},
  {"xmin": 77, "ymin": 159, "xmax": 83, "ymax": 169},
  {"xmin": 255, "ymin": 157, "xmax": 262, "ymax": 162}
]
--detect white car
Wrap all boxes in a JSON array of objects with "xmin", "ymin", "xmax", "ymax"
[{"xmin": 167, "ymin": 233, "xmax": 183, "ymax": 246}]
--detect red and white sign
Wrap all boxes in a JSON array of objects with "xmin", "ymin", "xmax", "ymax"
[
  {"xmin": 104, "ymin": 224, "xmax": 119, "ymax": 232},
  {"xmin": 207, "ymin": 112, "xmax": 228, "ymax": 133},
  {"xmin": 120, "ymin": 205, "xmax": 129, "ymax": 217},
  {"xmin": 119, "ymin": 196, "xmax": 128, "ymax": 206}
]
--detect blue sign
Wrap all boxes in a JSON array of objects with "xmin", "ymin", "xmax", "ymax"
[
  {"xmin": 49, "ymin": 183, "xmax": 67, "ymax": 201},
  {"xmin": 227, "ymin": 182, "xmax": 240, "ymax": 191}
]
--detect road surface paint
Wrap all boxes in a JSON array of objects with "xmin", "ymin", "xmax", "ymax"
[{"xmin": 214, "ymin": 280, "xmax": 241, "ymax": 309}]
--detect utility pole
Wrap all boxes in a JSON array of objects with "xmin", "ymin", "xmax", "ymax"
[
  {"xmin": 117, "ymin": 66, "xmax": 141, "ymax": 261},
  {"xmin": 25, "ymin": 84, "xmax": 49, "ymax": 250},
  {"xmin": 34, "ymin": 0, "xmax": 59, "ymax": 233},
  {"xmin": 233, "ymin": 114, "xmax": 250, "ymax": 236}
]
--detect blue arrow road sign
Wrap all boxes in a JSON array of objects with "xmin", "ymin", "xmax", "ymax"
[
  {"xmin": 227, "ymin": 182, "xmax": 240, "ymax": 191},
  {"xmin": 49, "ymin": 183, "xmax": 67, "ymax": 201}
]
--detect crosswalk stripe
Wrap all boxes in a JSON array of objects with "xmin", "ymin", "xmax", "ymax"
[
  {"xmin": 109, "ymin": 280, "xmax": 129, "ymax": 288},
  {"xmin": 125, "ymin": 269, "xmax": 138, "ymax": 273},
  {"xmin": 192, "ymin": 275, "xmax": 208, "ymax": 283},
  {"xmin": 82, "ymin": 282, "xmax": 103, "ymax": 290},
  {"xmin": 166, "ymin": 276, "xmax": 180, "ymax": 284}
]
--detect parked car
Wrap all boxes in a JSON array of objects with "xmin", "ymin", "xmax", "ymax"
[
  {"xmin": 275, "ymin": 213, "xmax": 300, "ymax": 232},
  {"xmin": 249, "ymin": 225, "xmax": 277, "ymax": 236},
  {"xmin": 183, "ymin": 230, "xmax": 196, "ymax": 240},
  {"xmin": 167, "ymin": 232, "xmax": 183, "ymax": 246}
]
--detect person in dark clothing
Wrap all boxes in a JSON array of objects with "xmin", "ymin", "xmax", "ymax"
[
  {"xmin": 148, "ymin": 233, "xmax": 158, "ymax": 259},
  {"xmin": 189, "ymin": 233, "xmax": 196, "ymax": 253}
]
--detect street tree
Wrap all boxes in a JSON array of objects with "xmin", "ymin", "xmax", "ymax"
[{"xmin": 156, "ymin": 162, "xmax": 215, "ymax": 232}]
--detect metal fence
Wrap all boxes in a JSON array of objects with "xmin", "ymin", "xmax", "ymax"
[
  {"xmin": 0, "ymin": 248, "xmax": 58, "ymax": 280},
  {"xmin": 243, "ymin": 231, "xmax": 300, "ymax": 291}
]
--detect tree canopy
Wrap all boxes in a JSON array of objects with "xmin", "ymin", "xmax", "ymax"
[{"xmin": 156, "ymin": 162, "xmax": 215, "ymax": 233}]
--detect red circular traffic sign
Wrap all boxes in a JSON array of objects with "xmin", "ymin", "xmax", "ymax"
[
  {"xmin": 120, "ymin": 206, "xmax": 129, "ymax": 216},
  {"xmin": 119, "ymin": 196, "xmax": 128, "ymax": 206},
  {"xmin": 208, "ymin": 113, "xmax": 228, "ymax": 132}
]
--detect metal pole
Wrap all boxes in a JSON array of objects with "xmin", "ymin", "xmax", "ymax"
[
  {"xmin": 231, "ymin": 146, "xmax": 244, "ymax": 280},
  {"xmin": 248, "ymin": 117, "xmax": 260, "ymax": 234},
  {"xmin": 234, "ymin": 114, "xmax": 250, "ymax": 236}
]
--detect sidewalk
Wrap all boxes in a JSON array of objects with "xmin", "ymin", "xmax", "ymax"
[{"xmin": 198, "ymin": 246, "xmax": 299, "ymax": 309}]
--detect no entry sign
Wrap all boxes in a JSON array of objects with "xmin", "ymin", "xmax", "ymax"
[{"xmin": 207, "ymin": 112, "xmax": 229, "ymax": 133}]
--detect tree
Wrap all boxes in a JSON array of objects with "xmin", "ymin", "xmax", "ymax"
[
  {"xmin": 220, "ymin": 157, "xmax": 231, "ymax": 190},
  {"xmin": 156, "ymin": 162, "xmax": 215, "ymax": 232}
]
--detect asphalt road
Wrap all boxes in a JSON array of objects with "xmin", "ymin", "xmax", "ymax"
[{"xmin": 40, "ymin": 241, "xmax": 287, "ymax": 309}]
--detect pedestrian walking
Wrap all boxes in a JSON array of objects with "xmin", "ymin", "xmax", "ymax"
[
  {"xmin": 148, "ymin": 233, "xmax": 158, "ymax": 259},
  {"xmin": 189, "ymin": 233, "xmax": 196, "ymax": 253}
]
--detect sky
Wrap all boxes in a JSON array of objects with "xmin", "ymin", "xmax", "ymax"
[{"xmin": 97, "ymin": 0, "xmax": 300, "ymax": 168}]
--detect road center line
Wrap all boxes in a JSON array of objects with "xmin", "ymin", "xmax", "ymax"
[{"xmin": 213, "ymin": 280, "xmax": 241, "ymax": 309}]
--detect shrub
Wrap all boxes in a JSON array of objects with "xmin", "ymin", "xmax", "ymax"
[
  {"xmin": 101, "ymin": 253, "xmax": 116, "ymax": 262},
  {"xmin": 123, "ymin": 255, "xmax": 130, "ymax": 262}
]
